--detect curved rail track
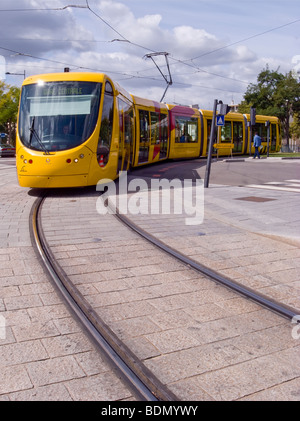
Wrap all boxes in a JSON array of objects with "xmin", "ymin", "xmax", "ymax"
[
  {"xmin": 29, "ymin": 193, "xmax": 299, "ymax": 401},
  {"xmin": 114, "ymin": 208, "xmax": 299, "ymax": 322},
  {"xmin": 29, "ymin": 195, "xmax": 178, "ymax": 402}
]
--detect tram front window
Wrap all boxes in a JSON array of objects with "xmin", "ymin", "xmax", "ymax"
[{"xmin": 18, "ymin": 81, "xmax": 101, "ymax": 152}]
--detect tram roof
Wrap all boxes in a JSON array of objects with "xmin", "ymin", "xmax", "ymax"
[
  {"xmin": 22, "ymin": 72, "xmax": 107, "ymax": 85},
  {"xmin": 131, "ymin": 95, "xmax": 168, "ymax": 112}
]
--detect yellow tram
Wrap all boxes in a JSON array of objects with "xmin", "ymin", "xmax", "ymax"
[{"xmin": 16, "ymin": 72, "xmax": 281, "ymax": 188}]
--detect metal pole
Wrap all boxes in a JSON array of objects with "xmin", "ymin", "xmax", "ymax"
[
  {"xmin": 249, "ymin": 124, "xmax": 252, "ymax": 157},
  {"xmin": 204, "ymin": 99, "xmax": 218, "ymax": 188},
  {"xmin": 267, "ymin": 121, "xmax": 270, "ymax": 157}
]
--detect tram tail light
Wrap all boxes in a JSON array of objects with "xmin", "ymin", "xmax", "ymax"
[{"xmin": 99, "ymin": 155, "xmax": 104, "ymax": 167}]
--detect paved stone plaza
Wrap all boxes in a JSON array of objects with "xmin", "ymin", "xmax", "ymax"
[{"xmin": 0, "ymin": 161, "xmax": 299, "ymax": 400}]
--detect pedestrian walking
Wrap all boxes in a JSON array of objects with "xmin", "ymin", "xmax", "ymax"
[{"xmin": 253, "ymin": 131, "xmax": 262, "ymax": 159}]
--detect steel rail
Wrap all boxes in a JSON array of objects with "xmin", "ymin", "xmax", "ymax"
[
  {"xmin": 113, "ymin": 207, "xmax": 299, "ymax": 322},
  {"xmin": 29, "ymin": 196, "xmax": 178, "ymax": 402}
]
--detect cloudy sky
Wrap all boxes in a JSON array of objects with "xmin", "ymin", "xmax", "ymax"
[{"xmin": 0, "ymin": 0, "xmax": 299, "ymax": 108}]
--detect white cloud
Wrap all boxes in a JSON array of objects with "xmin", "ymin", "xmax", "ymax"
[
  {"xmin": 172, "ymin": 26, "xmax": 218, "ymax": 58},
  {"xmin": 1, "ymin": 0, "xmax": 298, "ymax": 108}
]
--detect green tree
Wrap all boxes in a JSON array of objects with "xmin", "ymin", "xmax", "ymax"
[
  {"xmin": 0, "ymin": 81, "xmax": 21, "ymax": 146},
  {"xmin": 239, "ymin": 66, "xmax": 300, "ymax": 149},
  {"xmin": 290, "ymin": 112, "xmax": 300, "ymax": 140}
]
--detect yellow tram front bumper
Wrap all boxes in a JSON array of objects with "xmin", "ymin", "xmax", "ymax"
[{"xmin": 18, "ymin": 174, "xmax": 89, "ymax": 188}]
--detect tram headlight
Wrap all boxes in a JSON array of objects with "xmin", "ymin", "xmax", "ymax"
[{"xmin": 74, "ymin": 158, "xmax": 79, "ymax": 163}]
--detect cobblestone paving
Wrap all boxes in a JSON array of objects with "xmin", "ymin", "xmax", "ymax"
[
  {"xmin": 1, "ymin": 162, "xmax": 299, "ymax": 401},
  {"xmin": 40, "ymin": 184, "xmax": 300, "ymax": 401},
  {"xmin": 0, "ymin": 167, "xmax": 135, "ymax": 401}
]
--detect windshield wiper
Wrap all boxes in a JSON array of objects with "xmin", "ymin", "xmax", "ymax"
[{"xmin": 29, "ymin": 117, "xmax": 50, "ymax": 155}]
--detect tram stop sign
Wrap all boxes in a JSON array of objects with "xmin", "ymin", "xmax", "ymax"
[{"xmin": 216, "ymin": 115, "xmax": 225, "ymax": 126}]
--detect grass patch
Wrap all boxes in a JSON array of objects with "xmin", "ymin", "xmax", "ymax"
[{"xmin": 268, "ymin": 152, "xmax": 300, "ymax": 158}]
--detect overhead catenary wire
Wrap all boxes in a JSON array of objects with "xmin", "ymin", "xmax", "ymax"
[
  {"xmin": 189, "ymin": 18, "xmax": 300, "ymax": 62},
  {"xmin": 0, "ymin": 44, "xmax": 173, "ymax": 86},
  {"xmin": 1, "ymin": 3, "xmax": 299, "ymax": 96},
  {"xmin": 0, "ymin": 4, "xmax": 89, "ymax": 12},
  {"xmin": 1, "ymin": 43, "xmax": 245, "ymax": 95},
  {"xmin": 131, "ymin": 18, "xmax": 300, "ymax": 84},
  {"xmin": 0, "ymin": 1, "xmax": 255, "ymax": 86},
  {"xmin": 85, "ymin": 0, "xmax": 155, "ymax": 54}
]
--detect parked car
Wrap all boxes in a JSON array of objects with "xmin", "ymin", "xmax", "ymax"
[{"xmin": 0, "ymin": 143, "xmax": 16, "ymax": 157}]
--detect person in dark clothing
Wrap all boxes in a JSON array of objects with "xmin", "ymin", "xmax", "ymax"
[{"xmin": 253, "ymin": 132, "xmax": 262, "ymax": 159}]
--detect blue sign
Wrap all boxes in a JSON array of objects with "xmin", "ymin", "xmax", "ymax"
[
  {"xmin": 0, "ymin": 133, "xmax": 6, "ymax": 138},
  {"xmin": 216, "ymin": 115, "xmax": 225, "ymax": 126}
]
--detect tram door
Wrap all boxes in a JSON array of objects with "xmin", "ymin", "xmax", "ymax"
[
  {"xmin": 271, "ymin": 123, "xmax": 277, "ymax": 151},
  {"xmin": 233, "ymin": 121, "xmax": 243, "ymax": 152},
  {"xmin": 138, "ymin": 110, "xmax": 150, "ymax": 164},
  {"xmin": 117, "ymin": 98, "xmax": 134, "ymax": 174}
]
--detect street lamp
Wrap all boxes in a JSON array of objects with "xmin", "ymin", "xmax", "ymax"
[{"xmin": 5, "ymin": 71, "xmax": 26, "ymax": 79}]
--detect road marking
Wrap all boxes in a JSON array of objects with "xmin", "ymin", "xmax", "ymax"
[{"xmin": 247, "ymin": 182, "xmax": 300, "ymax": 193}]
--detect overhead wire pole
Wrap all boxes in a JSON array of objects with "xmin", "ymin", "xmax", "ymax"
[{"xmin": 144, "ymin": 52, "xmax": 173, "ymax": 102}]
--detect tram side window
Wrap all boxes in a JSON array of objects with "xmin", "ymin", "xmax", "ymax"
[
  {"xmin": 233, "ymin": 121, "xmax": 243, "ymax": 152},
  {"xmin": 118, "ymin": 98, "xmax": 134, "ymax": 154},
  {"xmin": 270, "ymin": 124, "xmax": 278, "ymax": 151},
  {"xmin": 139, "ymin": 110, "xmax": 150, "ymax": 143},
  {"xmin": 207, "ymin": 119, "xmax": 212, "ymax": 144},
  {"xmin": 150, "ymin": 112, "xmax": 168, "ymax": 145},
  {"xmin": 150, "ymin": 112, "xmax": 160, "ymax": 145},
  {"xmin": 253, "ymin": 123, "xmax": 267, "ymax": 141},
  {"xmin": 97, "ymin": 89, "xmax": 114, "ymax": 166},
  {"xmin": 160, "ymin": 113, "xmax": 169, "ymax": 159},
  {"xmin": 175, "ymin": 116, "xmax": 198, "ymax": 143},
  {"xmin": 118, "ymin": 98, "xmax": 130, "ymax": 141},
  {"xmin": 138, "ymin": 110, "xmax": 150, "ymax": 163},
  {"xmin": 124, "ymin": 108, "xmax": 133, "ymax": 145},
  {"xmin": 221, "ymin": 121, "xmax": 232, "ymax": 142}
]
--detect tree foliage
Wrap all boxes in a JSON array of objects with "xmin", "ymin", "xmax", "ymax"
[
  {"xmin": 0, "ymin": 81, "xmax": 21, "ymax": 145},
  {"xmin": 239, "ymin": 66, "xmax": 300, "ymax": 147},
  {"xmin": 290, "ymin": 113, "xmax": 300, "ymax": 140}
]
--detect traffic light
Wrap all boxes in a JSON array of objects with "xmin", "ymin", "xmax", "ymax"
[
  {"xmin": 250, "ymin": 107, "xmax": 256, "ymax": 125},
  {"xmin": 219, "ymin": 104, "xmax": 231, "ymax": 115}
]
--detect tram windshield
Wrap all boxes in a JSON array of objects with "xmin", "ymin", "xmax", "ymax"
[{"xmin": 18, "ymin": 81, "xmax": 102, "ymax": 152}]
